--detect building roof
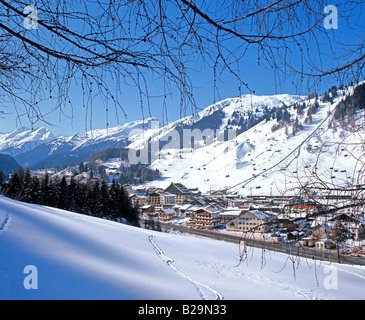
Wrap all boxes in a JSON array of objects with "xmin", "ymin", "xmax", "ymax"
[
  {"xmin": 193, "ymin": 205, "xmax": 220, "ymax": 214},
  {"xmin": 246, "ymin": 210, "xmax": 273, "ymax": 222},
  {"xmin": 158, "ymin": 192, "xmax": 176, "ymax": 197},
  {"xmin": 219, "ymin": 209, "xmax": 242, "ymax": 216},
  {"xmin": 141, "ymin": 204, "xmax": 154, "ymax": 209},
  {"xmin": 159, "ymin": 208, "xmax": 175, "ymax": 215},
  {"xmin": 165, "ymin": 182, "xmax": 192, "ymax": 195}
]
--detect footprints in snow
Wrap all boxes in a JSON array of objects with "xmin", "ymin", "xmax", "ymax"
[
  {"xmin": 148, "ymin": 234, "xmax": 224, "ymax": 300},
  {"xmin": 196, "ymin": 260, "xmax": 335, "ymax": 300},
  {"xmin": 0, "ymin": 213, "xmax": 10, "ymax": 231}
]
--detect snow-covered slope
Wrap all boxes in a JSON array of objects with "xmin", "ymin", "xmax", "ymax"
[
  {"xmin": 0, "ymin": 195, "xmax": 364, "ymax": 300},
  {"xmin": 128, "ymin": 94, "xmax": 302, "ymax": 150},
  {"xmin": 145, "ymin": 87, "xmax": 365, "ymax": 195}
]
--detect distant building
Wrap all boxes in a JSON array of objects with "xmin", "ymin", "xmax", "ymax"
[
  {"xmin": 140, "ymin": 205, "xmax": 157, "ymax": 220},
  {"xmin": 130, "ymin": 193, "xmax": 148, "ymax": 207},
  {"xmin": 226, "ymin": 210, "xmax": 273, "ymax": 233},
  {"xmin": 189, "ymin": 206, "xmax": 221, "ymax": 229},
  {"xmin": 164, "ymin": 182, "xmax": 192, "ymax": 204},
  {"xmin": 158, "ymin": 208, "xmax": 176, "ymax": 222},
  {"xmin": 147, "ymin": 192, "xmax": 176, "ymax": 206},
  {"xmin": 311, "ymin": 224, "xmax": 332, "ymax": 240},
  {"xmin": 284, "ymin": 201, "xmax": 324, "ymax": 218},
  {"xmin": 147, "ymin": 192, "xmax": 163, "ymax": 206},
  {"xmin": 219, "ymin": 208, "xmax": 242, "ymax": 224}
]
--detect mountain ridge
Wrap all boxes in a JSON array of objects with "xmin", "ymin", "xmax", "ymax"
[
  {"xmin": 1, "ymin": 83, "xmax": 364, "ymax": 197},
  {"xmin": 0, "ymin": 94, "xmax": 302, "ymax": 169}
]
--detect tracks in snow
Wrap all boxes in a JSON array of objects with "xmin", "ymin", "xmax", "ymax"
[
  {"xmin": 0, "ymin": 213, "xmax": 10, "ymax": 231},
  {"xmin": 148, "ymin": 234, "xmax": 224, "ymax": 300}
]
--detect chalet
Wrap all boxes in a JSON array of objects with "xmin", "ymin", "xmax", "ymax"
[
  {"xmin": 188, "ymin": 197, "xmax": 206, "ymax": 206},
  {"xmin": 130, "ymin": 193, "xmax": 148, "ymax": 207},
  {"xmin": 141, "ymin": 204, "xmax": 155, "ymax": 215},
  {"xmin": 164, "ymin": 182, "xmax": 192, "ymax": 204},
  {"xmin": 292, "ymin": 204, "xmax": 317, "ymax": 215},
  {"xmin": 158, "ymin": 208, "xmax": 176, "ymax": 222},
  {"xmin": 227, "ymin": 199, "xmax": 245, "ymax": 208},
  {"xmin": 188, "ymin": 187, "xmax": 201, "ymax": 196},
  {"xmin": 226, "ymin": 210, "xmax": 273, "ymax": 233},
  {"xmin": 189, "ymin": 206, "xmax": 221, "ymax": 229},
  {"xmin": 239, "ymin": 202, "xmax": 253, "ymax": 211},
  {"xmin": 311, "ymin": 212, "xmax": 365, "ymax": 241},
  {"xmin": 173, "ymin": 204, "xmax": 194, "ymax": 217},
  {"xmin": 140, "ymin": 205, "xmax": 158, "ymax": 220},
  {"xmin": 283, "ymin": 201, "xmax": 324, "ymax": 219}
]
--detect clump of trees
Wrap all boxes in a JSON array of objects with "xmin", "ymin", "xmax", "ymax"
[
  {"xmin": 270, "ymin": 103, "xmax": 302, "ymax": 136},
  {"xmin": 1, "ymin": 168, "xmax": 139, "ymax": 227},
  {"xmin": 332, "ymin": 83, "xmax": 365, "ymax": 129},
  {"xmin": 85, "ymin": 148, "xmax": 162, "ymax": 184},
  {"xmin": 87, "ymin": 161, "xmax": 161, "ymax": 185}
]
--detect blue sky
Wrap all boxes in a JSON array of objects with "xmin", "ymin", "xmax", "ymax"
[
  {"xmin": 0, "ymin": 2, "xmax": 364, "ymax": 137},
  {"xmin": 0, "ymin": 48, "xmax": 322, "ymax": 137},
  {"xmin": 0, "ymin": 49, "xmax": 289, "ymax": 136}
]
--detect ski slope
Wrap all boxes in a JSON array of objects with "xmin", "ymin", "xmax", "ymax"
[
  {"xmin": 145, "ymin": 89, "xmax": 364, "ymax": 196},
  {"xmin": 0, "ymin": 195, "xmax": 364, "ymax": 300}
]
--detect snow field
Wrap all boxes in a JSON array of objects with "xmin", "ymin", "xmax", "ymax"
[{"xmin": 1, "ymin": 196, "xmax": 365, "ymax": 300}]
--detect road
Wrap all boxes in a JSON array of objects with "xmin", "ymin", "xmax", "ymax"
[{"xmin": 160, "ymin": 222, "xmax": 365, "ymax": 266}]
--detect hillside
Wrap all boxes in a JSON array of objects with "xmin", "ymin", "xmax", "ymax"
[
  {"xmin": 0, "ymin": 195, "xmax": 364, "ymax": 300},
  {"xmin": 143, "ymin": 84, "xmax": 365, "ymax": 196}
]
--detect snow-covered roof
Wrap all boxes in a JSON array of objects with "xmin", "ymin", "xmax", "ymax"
[
  {"xmin": 220, "ymin": 209, "xmax": 242, "ymax": 216},
  {"xmin": 248, "ymin": 210, "xmax": 273, "ymax": 221},
  {"xmin": 193, "ymin": 205, "xmax": 221, "ymax": 214},
  {"xmin": 160, "ymin": 208, "xmax": 175, "ymax": 215},
  {"xmin": 166, "ymin": 182, "xmax": 192, "ymax": 194}
]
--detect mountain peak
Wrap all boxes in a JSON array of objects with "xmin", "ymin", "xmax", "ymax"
[{"xmin": 0, "ymin": 126, "xmax": 55, "ymax": 157}]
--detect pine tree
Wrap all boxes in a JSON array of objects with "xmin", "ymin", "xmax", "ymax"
[
  {"xmin": 40, "ymin": 173, "xmax": 53, "ymax": 206},
  {"xmin": 74, "ymin": 183, "xmax": 86, "ymax": 214},
  {"xmin": 22, "ymin": 169, "xmax": 33, "ymax": 203},
  {"xmin": 119, "ymin": 184, "xmax": 139, "ymax": 226},
  {"xmin": 100, "ymin": 180, "xmax": 110, "ymax": 218},
  {"xmin": 0, "ymin": 170, "xmax": 5, "ymax": 191},
  {"xmin": 109, "ymin": 179, "xmax": 120, "ymax": 220},
  {"xmin": 29, "ymin": 176, "xmax": 41, "ymax": 204},
  {"xmin": 7, "ymin": 172, "xmax": 22, "ymax": 200},
  {"xmin": 85, "ymin": 180, "xmax": 100, "ymax": 216},
  {"xmin": 57, "ymin": 176, "xmax": 69, "ymax": 209}
]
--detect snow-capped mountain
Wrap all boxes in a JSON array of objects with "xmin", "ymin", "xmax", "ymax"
[
  {"xmin": 10, "ymin": 118, "xmax": 158, "ymax": 169},
  {"xmin": 128, "ymin": 94, "xmax": 303, "ymax": 150},
  {"xmin": 2, "ymin": 94, "xmax": 302, "ymax": 169},
  {"xmin": 1, "ymin": 82, "xmax": 364, "ymax": 199},
  {"xmin": 0, "ymin": 127, "xmax": 55, "ymax": 158}
]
